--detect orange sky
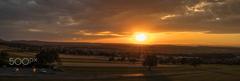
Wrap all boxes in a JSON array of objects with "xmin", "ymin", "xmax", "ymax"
[
  {"xmin": 65, "ymin": 32, "xmax": 240, "ymax": 46},
  {"xmin": 1, "ymin": 0, "xmax": 240, "ymax": 47}
]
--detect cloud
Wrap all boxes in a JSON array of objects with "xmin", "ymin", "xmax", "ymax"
[
  {"xmin": 27, "ymin": 28, "xmax": 42, "ymax": 32},
  {"xmin": 161, "ymin": 14, "xmax": 179, "ymax": 20},
  {"xmin": 73, "ymin": 30, "xmax": 125, "ymax": 38},
  {"xmin": 0, "ymin": 0, "xmax": 240, "ymax": 41}
]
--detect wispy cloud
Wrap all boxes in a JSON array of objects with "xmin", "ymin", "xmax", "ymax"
[
  {"xmin": 161, "ymin": 14, "xmax": 179, "ymax": 20},
  {"xmin": 73, "ymin": 30, "xmax": 125, "ymax": 37},
  {"xmin": 27, "ymin": 28, "xmax": 43, "ymax": 32}
]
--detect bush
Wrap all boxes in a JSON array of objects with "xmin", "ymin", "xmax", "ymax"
[
  {"xmin": 143, "ymin": 55, "xmax": 158, "ymax": 71},
  {"xmin": 0, "ymin": 51, "xmax": 9, "ymax": 67},
  {"xmin": 35, "ymin": 49, "xmax": 61, "ymax": 68}
]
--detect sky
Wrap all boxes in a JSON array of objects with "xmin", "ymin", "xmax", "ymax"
[{"xmin": 0, "ymin": 0, "xmax": 240, "ymax": 46}]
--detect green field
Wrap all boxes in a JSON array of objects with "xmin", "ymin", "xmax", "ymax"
[{"xmin": 1, "ymin": 65, "xmax": 240, "ymax": 81}]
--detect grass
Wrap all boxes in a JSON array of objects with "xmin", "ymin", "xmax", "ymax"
[
  {"xmin": 1, "ymin": 65, "xmax": 240, "ymax": 81},
  {"xmin": 2, "ymin": 50, "xmax": 240, "ymax": 81},
  {"xmin": 6, "ymin": 51, "xmax": 109, "ymax": 63},
  {"xmin": 61, "ymin": 58, "xmax": 109, "ymax": 63}
]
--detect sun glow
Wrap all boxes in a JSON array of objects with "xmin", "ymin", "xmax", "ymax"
[
  {"xmin": 135, "ymin": 33, "xmax": 147, "ymax": 42},
  {"xmin": 133, "ymin": 32, "xmax": 149, "ymax": 44}
]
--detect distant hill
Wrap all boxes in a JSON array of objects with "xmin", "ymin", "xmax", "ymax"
[
  {"xmin": 0, "ymin": 38, "xmax": 6, "ymax": 42},
  {"xmin": 7, "ymin": 40, "xmax": 240, "ymax": 55},
  {"xmin": 10, "ymin": 40, "xmax": 98, "ymax": 46}
]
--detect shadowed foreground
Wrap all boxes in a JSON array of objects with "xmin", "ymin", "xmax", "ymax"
[{"xmin": 0, "ymin": 65, "xmax": 240, "ymax": 81}]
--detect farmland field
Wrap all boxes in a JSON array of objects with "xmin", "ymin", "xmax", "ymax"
[
  {"xmin": 0, "ymin": 49, "xmax": 239, "ymax": 81},
  {"xmin": 1, "ymin": 43, "xmax": 240, "ymax": 81},
  {"xmin": 0, "ymin": 65, "xmax": 240, "ymax": 81}
]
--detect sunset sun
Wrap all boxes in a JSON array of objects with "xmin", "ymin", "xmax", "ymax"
[{"xmin": 134, "ymin": 33, "xmax": 148, "ymax": 42}]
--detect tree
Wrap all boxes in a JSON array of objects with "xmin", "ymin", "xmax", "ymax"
[
  {"xmin": 190, "ymin": 58, "xmax": 202, "ymax": 68},
  {"xmin": 129, "ymin": 57, "xmax": 138, "ymax": 64},
  {"xmin": 0, "ymin": 51, "xmax": 9, "ymax": 67},
  {"xmin": 35, "ymin": 49, "xmax": 61, "ymax": 68},
  {"xmin": 143, "ymin": 55, "xmax": 158, "ymax": 71},
  {"xmin": 108, "ymin": 56, "xmax": 115, "ymax": 62}
]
